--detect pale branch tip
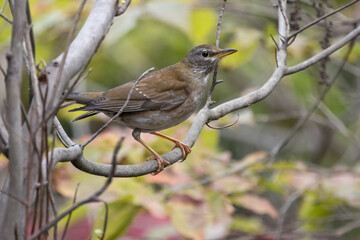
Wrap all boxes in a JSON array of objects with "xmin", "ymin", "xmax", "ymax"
[{"xmin": 116, "ymin": 0, "xmax": 132, "ymax": 16}]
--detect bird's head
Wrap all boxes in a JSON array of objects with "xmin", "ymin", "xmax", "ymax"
[{"xmin": 182, "ymin": 44, "xmax": 237, "ymax": 75}]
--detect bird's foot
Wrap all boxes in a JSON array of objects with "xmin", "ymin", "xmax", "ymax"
[
  {"xmin": 172, "ymin": 141, "xmax": 191, "ymax": 162},
  {"xmin": 147, "ymin": 154, "xmax": 170, "ymax": 175}
]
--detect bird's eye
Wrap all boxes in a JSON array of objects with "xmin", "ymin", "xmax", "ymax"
[{"xmin": 201, "ymin": 51, "xmax": 209, "ymax": 58}]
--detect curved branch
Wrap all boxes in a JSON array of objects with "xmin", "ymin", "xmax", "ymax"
[{"xmin": 285, "ymin": 25, "xmax": 360, "ymax": 75}]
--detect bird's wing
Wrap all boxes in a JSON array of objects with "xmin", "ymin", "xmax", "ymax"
[{"xmin": 73, "ymin": 71, "xmax": 188, "ymax": 114}]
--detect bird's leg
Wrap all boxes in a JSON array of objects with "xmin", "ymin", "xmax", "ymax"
[
  {"xmin": 151, "ymin": 132, "xmax": 191, "ymax": 163},
  {"xmin": 132, "ymin": 129, "xmax": 170, "ymax": 174}
]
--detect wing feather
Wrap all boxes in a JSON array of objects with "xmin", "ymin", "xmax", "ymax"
[{"xmin": 71, "ymin": 66, "xmax": 188, "ymax": 115}]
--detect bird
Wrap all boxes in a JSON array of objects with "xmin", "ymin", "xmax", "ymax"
[{"xmin": 67, "ymin": 44, "xmax": 237, "ymax": 174}]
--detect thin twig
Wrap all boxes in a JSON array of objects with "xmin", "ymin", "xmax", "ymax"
[
  {"xmin": 61, "ymin": 183, "xmax": 80, "ymax": 240},
  {"xmin": 0, "ymin": 12, "xmax": 12, "ymax": 24},
  {"xmin": 288, "ymin": 0, "xmax": 360, "ymax": 40},
  {"xmin": 206, "ymin": 113, "xmax": 239, "ymax": 130},
  {"xmin": 215, "ymin": 0, "xmax": 226, "ymax": 47},
  {"xmin": 99, "ymin": 200, "xmax": 109, "ymax": 240},
  {"xmin": 270, "ymin": 37, "xmax": 356, "ymax": 159},
  {"xmin": 285, "ymin": 25, "xmax": 360, "ymax": 75},
  {"xmin": 0, "ymin": 190, "xmax": 28, "ymax": 206},
  {"xmin": 317, "ymin": 101, "xmax": 360, "ymax": 148},
  {"xmin": 116, "ymin": 0, "xmax": 131, "ymax": 16},
  {"xmin": 276, "ymin": 193, "xmax": 300, "ymax": 240},
  {"xmin": 54, "ymin": 116, "xmax": 76, "ymax": 148},
  {"xmin": 29, "ymin": 137, "xmax": 124, "ymax": 240},
  {"xmin": 278, "ymin": 0, "xmax": 290, "ymax": 35},
  {"xmin": 206, "ymin": 0, "xmax": 227, "ymax": 106},
  {"xmin": 48, "ymin": 0, "xmax": 87, "ymax": 112},
  {"xmin": 81, "ymin": 67, "xmax": 154, "ymax": 148},
  {"xmin": 0, "ymin": 0, "xmax": 12, "ymax": 24},
  {"xmin": 24, "ymin": 22, "xmax": 42, "ymax": 118}
]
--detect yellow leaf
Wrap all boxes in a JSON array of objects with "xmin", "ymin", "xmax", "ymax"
[{"xmin": 190, "ymin": 8, "xmax": 217, "ymax": 44}]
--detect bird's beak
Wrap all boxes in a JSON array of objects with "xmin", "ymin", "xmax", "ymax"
[{"xmin": 214, "ymin": 48, "xmax": 238, "ymax": 58}]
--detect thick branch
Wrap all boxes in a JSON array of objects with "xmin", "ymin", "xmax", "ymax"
[
  {"xmin": 28, "ymin": 0, "xmax": 118, "ymax": 120},
  {"xmin": 0, "ymin": 0, "xmax": 26, "ymax": 238}
]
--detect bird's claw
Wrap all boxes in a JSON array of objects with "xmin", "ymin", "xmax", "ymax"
[
  {"xmin": 147, "ymin": 155, "xmax": 170, "ymax": 175},
  {"xmin": 171, "ymin": 141, "xmax": 191, "ymax": 162}
]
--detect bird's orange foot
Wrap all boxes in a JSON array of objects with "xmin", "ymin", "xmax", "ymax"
[
  {"xmin": 147, "ymin": 154, "xmax": 170, "ymax": 175},
  {"xmin": 172, "ymin": 141, "xmax": 191, "ymax": 162}
]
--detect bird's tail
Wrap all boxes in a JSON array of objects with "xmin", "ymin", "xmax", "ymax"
[
  {"xmin": 66, "ymin": 92, "xmax": 102, "ymax": 104},
  {"xmin": 66, "ymin": 91, "xmax": 102, "ymax": 121}
]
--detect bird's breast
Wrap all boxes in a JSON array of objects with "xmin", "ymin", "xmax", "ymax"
[
  {"xmin": 188, "ymin": 73, "xmax": 210, "ymax": 107},
  {"xmin": 118, "ymin": 74, "xmax": 210, "ymax": 132}
]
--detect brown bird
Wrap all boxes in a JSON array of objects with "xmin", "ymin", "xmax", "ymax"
[{"xmin": 68, "ymin": 44, "xmax": 237, "ymax": 173}]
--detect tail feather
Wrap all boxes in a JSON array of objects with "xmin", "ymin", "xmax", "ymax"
[
  {"xmin": 71, "ymin": 111, "xmax": 98, "ymax": 122},
  {"xmin": 67, "ymin": 92, "xmax": 102, "ymax": 104},
  {"xmin": 66, "ymin": 91, "xmax": 103, "ymax": 121}
]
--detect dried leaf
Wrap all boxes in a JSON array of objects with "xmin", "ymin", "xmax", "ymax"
[{"xmin": 232, "ymin": 194, "xmax": 278, "ymax": 219}]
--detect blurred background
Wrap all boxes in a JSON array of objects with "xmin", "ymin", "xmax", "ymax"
[{"xmin": 1, "ymin": 0, "xmax": 360, "ymax": 239}]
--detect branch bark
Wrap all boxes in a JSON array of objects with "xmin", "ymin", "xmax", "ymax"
[{"xmin": 0, "ymin": 0, "xmax": 27, "ymax": 238}]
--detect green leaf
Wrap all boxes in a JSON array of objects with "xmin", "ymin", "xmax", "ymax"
[
  {"xmin": 231, "ymin": 216, "xmax": 263, "ymax": 234},
  {"xmin": 93, "ymin": 196, "xmax": 142, "ymax": 240},
  {"xmin": 299, "ymin": 190, "xmax": 343, "ymax": 231}
]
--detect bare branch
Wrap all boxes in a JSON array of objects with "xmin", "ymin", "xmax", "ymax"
[
  {"xmin": 288, "ymin": 0, "xmax": 360, "ymax": 40},
  {"xmin": 26, "ymin": 0, "xmax": 117, "ymax": 124},
  {"xmin": 54, "ymin": 116, "xmax": 76, "ymax": 148},
  {"xmin": 30, "ymin": 137, "xmax": 124, "ymax": 240},
  {"xmin": 206, "ymin": 0, "xmax": 227, "ymax": 107},
  {"xmin": 0, "ymin": 0, "xmax": 12, "ymax": 24},
  {"xmin": 61, "ymin": 183, "xmax": 80, "ymax": 240},
  {"xmin": 286, "ymin": 26, "xmax": 360, "ymax": 75},
  {"xmin": 116, "ymin": 0, "xmax": 131, "ymax": 16},
  {"xmin": 0, "ymin": 0, "xmax": 27, "ymax": 237},
  {"xmin": 47, "ymin": 0, "xmax": 87, "ymax": 113},
  {"xmin": 276, "ymin": 193, "xmax": 300, "ymax": 240},
  {"xmin": 215, "ymin": 0, "xmax": 226, "ymax": 47},
  {"xmin": 24, "ymin": 22, "xmax": 42, "ymax": 118},
  {"xmin": 206, "ymin": 113, "xmax": 239, "ymax": 130}
]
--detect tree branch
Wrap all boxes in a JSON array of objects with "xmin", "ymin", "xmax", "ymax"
[
  {"xmin": 26, "ymin": 0, "xmax": 118, "ymax": 123},
  {"xmin": 285, "ymin": 25, "xmax": 360, "ymax": 75},
  {"xmin": 0, "ymin": 0, "xmax": 26, "ymax": 238},
  {"xmin": 287, "ymin": 0, "xmax": 360, "ymax": 40},
  {"xmin": 30, "ymin": 137, "xmax": 123, "ymax": 240}
]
